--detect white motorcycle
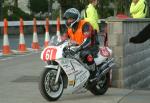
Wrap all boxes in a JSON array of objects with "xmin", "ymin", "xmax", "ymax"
[{"xmin": 39, "ymin": 39, "xmax": 115, "ymax": 101}]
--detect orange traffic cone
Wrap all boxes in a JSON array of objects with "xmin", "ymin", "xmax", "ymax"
[
  {"xmin": 31, "ymin": 18, "xmax": 40, "ymax": 50},
  {"xmin": 56, "ymin": 17, "xmax": 61, "ymax": 42},
  {"xmin": 18, "ymin": 18, "xmax": 27, "ymax": 53},
  {"xmin": 44, "ymin": 18, "xmax": 50, "ymax": 47},
  {"xmin": 2, "ymin": 18, "xmax": 12, "ymax": 55}
]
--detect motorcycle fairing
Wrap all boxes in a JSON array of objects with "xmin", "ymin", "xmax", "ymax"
[
  {"xmin": 45, "ymin": 58, "xmax": 90, "ymax": 93},
  {"xmin": 41, "ymin": 46, "xmax": 64, "ymax": 61},
  {"xmin": 94, "ymin": 47, "xmax": 112, "ymax": 65}
]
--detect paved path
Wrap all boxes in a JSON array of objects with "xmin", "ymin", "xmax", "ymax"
[{"xmin": 0, "ymin": 53, "xmax": 150, "ymax": 103}]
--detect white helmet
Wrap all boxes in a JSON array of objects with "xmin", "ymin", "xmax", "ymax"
[{"xmin": 63, "ymin": 8, "xmax": 81, "ymax": 28}]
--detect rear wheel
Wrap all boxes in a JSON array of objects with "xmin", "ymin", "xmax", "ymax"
[
  {"xmin": 89, "ymin": 73, "xmax": 109, "ymax": 95},
  {"xmin": 39, "ymin": 68, "xmax": 64, "ymax": 101}
]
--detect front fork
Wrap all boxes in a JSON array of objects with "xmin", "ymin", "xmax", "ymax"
[
  {"xmin": 55, "ymin": 65, "xmax": 61, "ymax": 84},
  {"xmin": 46, "ymin": 61, "xmax": 61, "ymax": 84}
]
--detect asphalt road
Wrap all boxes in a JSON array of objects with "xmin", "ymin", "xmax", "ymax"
[{"xmin": 0, "ymin": 52, "xmax": 150, "ymax": 103}]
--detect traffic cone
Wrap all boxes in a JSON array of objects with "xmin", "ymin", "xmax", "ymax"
[
  {"xmin": 56, "ymin": 17, "xmax": 61, "ymax": 42},
  {"xmin": 44, "ymin": 18, "xmax": 50, "ymax": 47},
  {"xmin": 18, "ymin": 18, "xmax": 27, "ymax": 53},
  {"xmin": 31, "ymin": 18, "xmax": 40, "ymax": 50},
  {"xmin": 2, "ymin": 18, "xmax": 12, "ymax": 55}
]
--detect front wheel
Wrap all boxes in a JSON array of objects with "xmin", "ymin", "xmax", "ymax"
[
  {"xmin": 39, "ymin": 68, "xmax": 64, "ymax": 101},
  {"xmin": 89, "ymin": 73, "xmax": 109, "ymax": 95}
]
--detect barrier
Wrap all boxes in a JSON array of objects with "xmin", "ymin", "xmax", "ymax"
[
  {"xmin": 2, "ymin": 18, "xmax": 12, "ymax": 55},
  {"xmin": 0, "ymin": 18, "xmax": 105, "ymax": 55},
  {"xmin": 44, "ymin": 18, "xmax": 50, "ymax": 47},
  {"xmin": 0, "ymin": 18, "xmax": 66, "ymax": 55},
  {"xmin": 18, "ymin": 18, "xmax": 27, "ymax": 53},
  {"xmin": 32, "ymin": 18, "xmax": 40, "ymax": 50}
]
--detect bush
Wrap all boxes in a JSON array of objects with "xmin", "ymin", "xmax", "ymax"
[{"xmin": 3, "ymin": 6, "xmax": 33, "ymax": 21}]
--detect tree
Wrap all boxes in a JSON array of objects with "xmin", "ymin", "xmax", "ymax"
[
  {"xmin": 0, "ymin": 0, "xmax": 4, "ymax": 20},
  {"xmin": 14, "ymin": 0, "xmax": 18, "ymax": 8},
  {"xmin": 108, "ymin": 0, "xmax": 130, "ymax": 16},
  {"xmin": 59, "ymin": 0, "xmax": 84, "ymax": 13},
  {"xmin": 28, "ymin": 0, "xmax": 48, "ymax": 14},
  {"xmin": 27, "ymin": 0, "xmax": 130, "ymax": 19},
  {"xmin": 59, "ymin": 0, "xmax": 114, "ymax": 18}
]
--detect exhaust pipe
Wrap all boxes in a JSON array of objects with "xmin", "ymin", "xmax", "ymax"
[
  {"xmin": 101, "ymin": 58, "xmax": 114, "ymax": 71},
  {"xmin": 90, "ymin": 58, "xmax": 115, "ymax": 82},
  {"xmin": 98, "ymin": 62, "xmax": 115, "ymax": 79}
]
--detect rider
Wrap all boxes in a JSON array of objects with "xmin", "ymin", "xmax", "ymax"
[{"xmin": 63, "ymin": 8, "xmax": 99, "ymax": 65}]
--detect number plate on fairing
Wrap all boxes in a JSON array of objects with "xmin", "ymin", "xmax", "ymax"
[{"xmin": 40, "ymin": 46, "xmax": 63, "ymax": 61}]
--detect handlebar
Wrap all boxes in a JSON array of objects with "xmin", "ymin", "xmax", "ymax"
[{"xmin": 63, "ymin": 45, "xmax": 79, "ymax": 58}]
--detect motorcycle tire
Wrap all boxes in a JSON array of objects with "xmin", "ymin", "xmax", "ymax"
[
  {"xmin": 39, "ymin": 68, "xmax": 64, "ymax": 101},
  {"xmin": 89, "ymin": 73, "xmax": 109, "ymax": 95}
]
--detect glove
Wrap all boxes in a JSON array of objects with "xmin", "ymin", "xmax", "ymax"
[{"xmin": 69, "ymin": 40, "xmax": 78, "ymax": 46}]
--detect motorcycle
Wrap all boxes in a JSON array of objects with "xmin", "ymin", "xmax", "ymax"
[{"xmin": 39, "ymin": 39, "xmax": 115, "ymax": 101}]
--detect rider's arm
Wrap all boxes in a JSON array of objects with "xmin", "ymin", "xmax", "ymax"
[
  {"xmin": 61, "ymin": 30, "xmax": 69, "ymax": 41},
  {"xmin": 78, "ymin": 23, "xmax": 93, "ymax": 50}
]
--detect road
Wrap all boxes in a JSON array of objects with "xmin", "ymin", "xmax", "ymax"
[{"xmin": 0, "ymin": 52, "xmax": 150, "ymax": 103}]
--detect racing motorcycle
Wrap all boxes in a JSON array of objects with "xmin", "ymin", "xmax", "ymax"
[{"xmin": 39, "ymin": 39, "xmax": 115, "ymax": 101}]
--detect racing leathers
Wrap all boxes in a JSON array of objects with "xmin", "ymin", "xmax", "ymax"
[{"xmin": 64, "ymin": 19, "xmax": 99, "ymax": 64}]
